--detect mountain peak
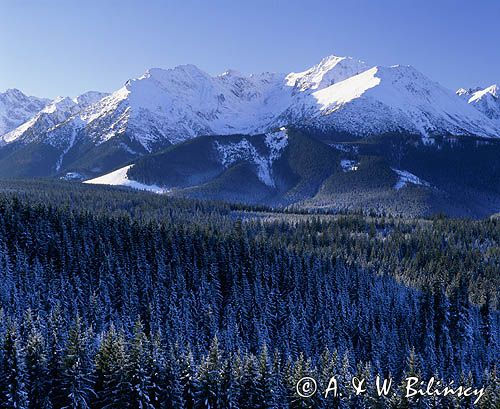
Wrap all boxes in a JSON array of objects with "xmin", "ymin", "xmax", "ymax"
[
  {"xmin": 0, "ymin": 89, "xmax": 50, "ymax": 136},
  {"xmin": 4, "ymin": 53, "xmax": 499, "ymax": 161},
  {"xmin": 219, "ymin": 69, "xmax": 243, "ymax": 78},
  {"xmin": 42, "ymin": 96, "xmax": 76, "ymax": 113},
  {"xmin": 1, "ymin": 88, "xmax": 43, "ymax": 103},
  {"xmin": 286, "ymin": 54, "xmax": 368, "ymax": 91},
  {"xmin": 462, "ymin": 84, "xmax": 500, "ymax": 122},
  {"xmin": 147, "ymin": 64, "xmax": 208, "ymax": 78},
  {"xmin": 2, "ymin": 88, "xmax": 23, "ymax": 97},
  {"xmin": 139, "ymin": 65, "xmax": 212, "ymax": 90},
  {"xmin": 316, "ymin": 54, "xmax": 348, "ymax": 66},
  {"xmin": 484, "ymin": 84, "xmax": 499, "ymax": 96},
  {"xmin": 73, "ymin": 91, "xmax": 109, "ymax": 107}
]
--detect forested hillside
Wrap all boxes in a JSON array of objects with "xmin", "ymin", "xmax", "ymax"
[
  {"xmin": 102, "ymin": 131, "xmax": 500, "ymax": 219},
  {"xmin": 0, "ymin": 181, "xmax": 498, "ymax": 408}
]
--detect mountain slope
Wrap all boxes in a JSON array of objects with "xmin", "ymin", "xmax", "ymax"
[
  {"xmin": 50, "ymin": 58, "xmax": 500, "ymax": 154},
  {"xmin": 0, "ymin": 91, "xmax": 109, "ymax": 176},
  {"xmin": 3, "ymin": 54, "xmax": 499, "ymax": 181},
  {"xmin": 1, "ymin": 91, "xmax": 107, "ymax": 145},
  {"xmin": 0, "ymin": 89, "xmax": 49, "ymax": 136},
  {"xmin": 88, "ymin": 129, "xmax": 340, "ymax": 205},
  {"xmin": 281, "ymin": 65, "xmax": 499, "ymax": 139},
  {"xmin": 85, "ymin": 129, "xmax": 500, "ymax": 218},
  {"xmin": 43, "ymin": 55, "xmax": 368, "ymax": 154},
  {"xmin": 458, "ymin": 85, "xmax": 500, "ymax": 126}
]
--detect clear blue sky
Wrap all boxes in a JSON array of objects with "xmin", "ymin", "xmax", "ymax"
[{"xmin": 1, "ymin": 0, "xmax": 498, "ymax": 98}]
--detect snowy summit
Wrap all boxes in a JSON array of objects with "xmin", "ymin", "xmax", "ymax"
[{"xmin": 0, "ymin": 54, "xmax": 499, "ymax": 167}]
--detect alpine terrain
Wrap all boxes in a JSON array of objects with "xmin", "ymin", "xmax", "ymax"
[{"xmin": 1, "ymin": 54, "xmax": 499, "ymax": 217}]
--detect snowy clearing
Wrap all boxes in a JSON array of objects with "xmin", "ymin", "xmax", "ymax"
[
  {"xmin": 84, "ymin": 165, "xmax": 168, "ymax": 193},
  {"xmin": 392, "ymin": 169, "xmax": 431, "ymax": 190}
]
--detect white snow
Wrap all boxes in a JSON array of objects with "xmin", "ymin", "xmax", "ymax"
[
  {"xmin": 1, "ymin": 91, "xmax": 108, "ymax": 145},
  {"xmin": 72, "ymin": 91, "xmax": 109, "ymax": 107},
  {"xmin": 215, "ymin": 129, "xmax": 288, "ymax": 187},
  {"xmin": 215, "ymin": 139, "xmax": 274, "ymax": 187},
  {"xmin": 0, "ymin": 89, "xmax": 49, "ymax": 137},
  {"xmin": 55, "ymin": 126, "xmax": 78, "ymax": 171},
  {"xmin": 60, "ymin": 172, "xmax": 84, "ymax": 181},
  {"xmin": 285, "ymin": 55, "xmax": 368, "ymax": 91},
  {"xmin": 461, "ymin": 85, "xmax": 500, "ymax": 125},
  {"xmin": 297, "ymin": 65, "xmax": 500, "ymax": 138},
  {"xmin": 392, "ymin": 168, "xmax": 431, "ymax": 190},
  {"xmin": 84, "ymin": 165, "xmax": 168, "ymax": 193},
  {"xmin": 264, "ymin": 128, "xmax": 288, "ymax": 160},
  {"xmin": 5, "ymin": 55, "xmax": 500, "ymax": 156},
  {"xmin": 340, "ymin": 159, "xmax": 359, "ymax": 172},
  {"xmin": 470, "ymin": 84, "xmax": 498, "ymax": 101}
]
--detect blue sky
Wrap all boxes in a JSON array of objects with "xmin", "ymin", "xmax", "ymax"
[{"xmin": 1, "ymin": 0, "xmax": 498, "ymax": 98}]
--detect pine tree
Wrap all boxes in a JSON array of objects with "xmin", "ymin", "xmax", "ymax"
[
  {"xmin": 219, "ymin": 356, "xmax": 240, "ymax": 409},
  {"xmin": 288, "ymin": 353, "xmax": 318, "ymax": 409},
  {"xmin": 256, "ymin": 345, "xmax": 275, "ymax": 409},
  {"xmin": 163, "ymin": 344, "xmax": 185, "ymax": 409},
  {"xmin": 390, "ymin": 348, "xmax": 425, "ymax": 409},
  {"xmin": 478, "ymin": 366, "xmax": 499, "ymax": 409}
]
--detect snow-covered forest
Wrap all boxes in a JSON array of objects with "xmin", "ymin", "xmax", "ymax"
[{"xmin": 0, "ymin": 182, "xmax": 497, "ymax": 408}]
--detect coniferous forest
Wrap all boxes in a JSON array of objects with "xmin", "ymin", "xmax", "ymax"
[{"xmin": 0, "ymin": 180, "xmax": 498, "ymax": 408}]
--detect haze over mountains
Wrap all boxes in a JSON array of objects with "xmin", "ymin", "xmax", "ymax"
[{"xmin": 1, "ymin": 54, "xmax": 499, "ymax": 217}]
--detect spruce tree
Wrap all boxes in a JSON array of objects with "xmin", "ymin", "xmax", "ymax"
[
  {"xmin": 94, "ymin": 326, "xmax": 132, "ymax": 408},
  {"xmin": 128, "ymin": 319, "xmax": 155, "ymax": 409},
  {"xmin": 61, "ymin": 317, "xmax": 95, "ymax": 408},
  {"xmin": 195, "ymin": 336, "xmax": 222, "ymax": 409},
  {"xmin": 25, "ymin": 327, "xmax": 51, "ymax": 409},
  {"xmin": 0, "ymin": 323, "xmax": 29, "ymax": 409}
]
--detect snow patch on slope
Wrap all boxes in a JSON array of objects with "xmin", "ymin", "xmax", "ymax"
[
  {"xmin": 84, "ymin": 165, "xmax": 168, "ymax": 193},
  {"xmin": 265, "ymin": 128, "xmax": 288, "ymax": 159},
  {"xmin": 215, "ymin": 129, "xmax": 288, "ymax": 188},
  {"xmin": 392, "ymin": 169, "xmax": 431, "ymax": 190},
  {"xmin": 55, "ymin": 126, "xmax": 78, "ymax": 171},
  {"xmin": 215, "ymin": 139, "xmax": 274, "ymax": 187},
  {"xmin": 340, "ymin": 159, "xmax": 359, "ymax": 172},
  {"xmin": 60, "ymin": 172, "xmax": 84, "ymax": 181}
]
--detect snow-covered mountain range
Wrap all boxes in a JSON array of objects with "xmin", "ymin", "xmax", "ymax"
[
  {"xmin": 0, "ymin": 54, "xmax": 498, "ymax": 179},
  {"xmin": 2, "ymin": 91, "xmax": 108, "ymax": 145},
  {"xmin": 0, "ymin": 89, "xmax": 49, "ymax": 136}
]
